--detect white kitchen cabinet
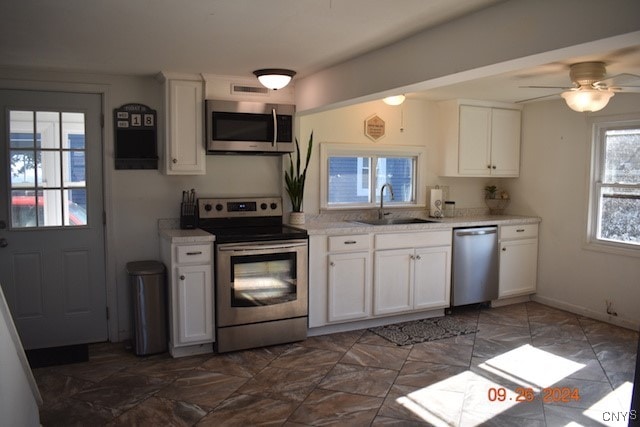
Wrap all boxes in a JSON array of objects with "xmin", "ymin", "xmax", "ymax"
[
  {"xmin": 160, "ymin": 239, "xmax": 214, "ymax": 357},
  {"xmin": 374, "ymin": 231, "xmax": 451, "ymax": 316},
  {"xmin": 328, "ymin": 251, "xmax": 371, "ymax": 322},
  {"xmin": 438, "ymin": 100, "xmax": 521, "ymax": 177},
  {"xmin": 499, "ymin": 224, "xmax": 538, "ymax": 298},
  {"xmin": 160, "ymin": 74, "xmax": 205, "ymax": 175},
  {"xmin": 327, "ymin": 234, "xmax": 372, "ymax": 323}
]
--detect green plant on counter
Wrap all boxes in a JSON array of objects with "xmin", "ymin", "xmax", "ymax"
[
  {"xmin": 285, "ymin": 132, "xmax": 313, "ymax": 212},
  {"xmin": 484, "ymin": 185, "xmax": 498, "ymax": 199}
]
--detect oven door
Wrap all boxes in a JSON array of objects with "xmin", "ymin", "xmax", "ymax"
[{"xmin": 216, "ymin": 239, "xmax": 308, "ymax": 327}]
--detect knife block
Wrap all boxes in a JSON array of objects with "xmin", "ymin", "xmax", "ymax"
[{"xmin": 180, "ymin": 202, "xmax": 197, "ymax": 229}]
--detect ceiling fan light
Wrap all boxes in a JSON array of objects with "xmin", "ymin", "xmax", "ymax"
[
  {"xmin": 383, "ymin": 95, "xmax": 406, "ymax": 106},
  {"xmin": 253, "ymin": 69, "xmax": 296, "ymax": 90},
  {"xmin": 561, "ymin": 88, "xmax": 614, "ymax": 112}
]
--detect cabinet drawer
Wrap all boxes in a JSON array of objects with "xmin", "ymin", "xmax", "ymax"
[
  {"xmin": 328, "ymin": 234, "xmax": 369, "ymax": 252},
  {"xmin": 375, "ymin": 230, "xmax": 451, "ymax": 250},
  {"xmin": 175, "ymin": 244, "xmax": 212, "ymax": 264},
  {"xmin": 501, "ymin": 224, "xmax": 538, "ymax": 240}
]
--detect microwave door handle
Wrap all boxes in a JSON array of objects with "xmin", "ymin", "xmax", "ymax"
[{"xmin": 272, "ymin": 108, "xmax": 277, "ymax": 147}]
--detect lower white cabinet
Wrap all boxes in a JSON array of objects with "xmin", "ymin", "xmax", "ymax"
[
  {"xmin": 374, "ymin": 244, "xmax": 451, "ymax": 316},
  {"xmin": 498, "ymin": 224, "xmax": 538, "ymax": 298},
  {"xmin": 174, "ymin": 264, "xmax": 213, "ymax": 344},
  {"xmin": 160, "ymin": 239, "xmax": 214, "ymax": 357},
  {"xmin": 328, "ymin": 251, "xmax": 371, "ymax": 322}
]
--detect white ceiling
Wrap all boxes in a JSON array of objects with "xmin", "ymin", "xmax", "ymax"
[{"xmin": 1, "ymin": 0, "xmax": 639, "ymax": 105}]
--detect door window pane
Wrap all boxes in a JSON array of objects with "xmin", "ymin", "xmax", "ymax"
[
  {"xmin": 62, "ymin": 113, "xmax": 85, "ymax": 149},
  {"xmin": 37, "ymin": 150, "xmax": 61, "ymax": 187},
  {"xmin": 10, "ymin": 150, "xmax": 36, "ymax": 187},
  {"xmin": 64, "ymin": 189, "xmax": 87, "ymax": 226},
  {"xmin": 36, "ymin": 111, "xmax": 60, "ymax": 149},
  {"xmin": 598, "ymin": 187, "xmax": 640, "ymax": 244},
  {"xmin": 8, "ymin": 109, "xmax": 88, "ymax": 229}
]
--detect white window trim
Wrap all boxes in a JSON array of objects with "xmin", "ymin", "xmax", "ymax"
[
  {"xmin": 584, "ymin": 114, "xmax": 640, "ymax": 258},
  {"xmin": 320, "ymin": 142, "xmax": 427, "ymax": 210}
]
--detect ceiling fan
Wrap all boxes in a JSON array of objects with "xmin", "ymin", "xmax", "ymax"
[{"xmin": 518, "ymin": 61, "xmax": 640, "ymax": 112}]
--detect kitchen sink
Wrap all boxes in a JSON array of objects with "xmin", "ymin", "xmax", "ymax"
[{"xmin": 351, "ymin": 217, "xmax": 439, "ymax": 226}]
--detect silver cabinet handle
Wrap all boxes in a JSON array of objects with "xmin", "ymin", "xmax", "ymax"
[
  {"xmin": 416, "ymin": 255, "xmax": 422, "ymax": 260},
  {"xmin": 172, "ymin": 158, "xmax": 177, "ymax": 164},
  {"xmin": 492, "ymin": 165, "xmax": 496, "ymax": 169},
  {"xmin": 502, "ymin": 247, "xmax": 507, "ymax": 251},
  {"xmin": 344, "ymin": 240, "xmax": 357, "ymax": 245},
  {"xmin": 186, "ymin": 251, "xmax": 203, "ymax": 255},
  {"xmin": 180, "ymin": 275, "xmax": 185, "ymax": 280},
  {"xmin": 516, "ymin": 229, "xmax": 525, "ymax": 233},
  {"xmin": 330, "ymin": 261, "xmax": 335, "ymax": 267},
  {"xmin": 272, "ymin": 108, "xmax": 277, "ymax": 147}
]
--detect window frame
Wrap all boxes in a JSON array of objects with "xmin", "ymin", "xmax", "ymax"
[
  {"xmin": 320, "ymin": 142, "xmax": 427, "ymax": 210},
  {"xmin": 585, "ymin": 115, "xmax": 640, "ymax": 257}
]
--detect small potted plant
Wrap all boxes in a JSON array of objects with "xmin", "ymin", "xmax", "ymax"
[
  {"xmin": 484, "ymin": 185, "xmax": 510, "ymax": 214},
  {"xmin": 285, "ymin": 132, "xmax": 313, "ymax": 225}
]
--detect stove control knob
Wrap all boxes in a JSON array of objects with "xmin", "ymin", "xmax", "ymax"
[
  {"xmin": 260, "ymin": 203, "xmax": 268, "ymax": 210},
  {"xmin": 215, "ymin": 204, "xmax": 224, "ymax": 212},
  {"xmin": 270, "ymin": 202, "xmax": 278, "ymax": 210},
  {"xmin": 204, "ymin": 203, "xmax": 212, "ymax": 212}
]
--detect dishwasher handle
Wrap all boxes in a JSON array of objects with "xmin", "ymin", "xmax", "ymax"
[{"xmin": 455, "ymin": 228, "xmax": 497, "ymax": 237}]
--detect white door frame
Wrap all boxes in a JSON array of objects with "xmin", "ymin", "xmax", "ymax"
[{"xmin": 0, "ymin": 78, "xmax": 118, "ymax": 342}]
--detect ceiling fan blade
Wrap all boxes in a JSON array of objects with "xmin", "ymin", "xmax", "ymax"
[
  {"xmin": 519, "ymin": 85, "xmax": 573, "ymax": 90},
  {"xmin": 613, "ymin": 86, "xmax": 640, "ymax": 93},
  {"xmin": 596, "ymin": 73, "xmax": 640, "ymax": 87},
  {"xmin": 516, "ymin": 93, "xmax": 561, "ymax": 103}
]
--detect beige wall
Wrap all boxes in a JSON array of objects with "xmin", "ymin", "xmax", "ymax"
[{"xmin": 511, "ymin": 94, "xmax": 640, "ymax": 328}]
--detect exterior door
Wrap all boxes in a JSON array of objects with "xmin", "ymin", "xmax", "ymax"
[{"xmin": 0, "ymin": 89, "xmax": 107, "ymax": 349}]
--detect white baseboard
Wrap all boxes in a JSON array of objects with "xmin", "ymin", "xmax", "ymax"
[{"xmin": 532, "ymin": 295, "xmax": 639, "ymax": 331}]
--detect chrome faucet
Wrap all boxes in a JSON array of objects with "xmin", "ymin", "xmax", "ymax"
[{"xmin": 379, "ymin": 183, "xmax": 395, "ymax": 219}]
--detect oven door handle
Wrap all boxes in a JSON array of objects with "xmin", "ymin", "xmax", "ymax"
[{"xmin": 218, "ymin": 241, "xmax": 308, "ymax": 253}]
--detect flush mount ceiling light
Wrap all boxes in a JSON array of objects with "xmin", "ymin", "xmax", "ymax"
[
  {"xmin": 383, "ymin": 95, "xmax": 406, "ymax": 106},
  {"xmin": 560, "ymin": 87, "xmax": 614, "ymax": 112},
  {"xmin": 253, "ymin": 69, "xmax": 296, "ymax": 90}
]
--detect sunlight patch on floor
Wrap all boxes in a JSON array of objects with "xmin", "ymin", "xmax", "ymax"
[
  {"xmin": 479, "ymin": 344, "xmax": 585, "ymax": 390},
  {"xmin": 396, "ymin": 344, "xmax": 588, "ymax": 426}
]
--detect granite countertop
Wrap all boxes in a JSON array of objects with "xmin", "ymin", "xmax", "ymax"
[{"xmin": 298, "ymin": 215, "xmax": 541, "ymax": 236}]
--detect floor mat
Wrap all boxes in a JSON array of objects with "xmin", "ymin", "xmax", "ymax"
[{"xmin": 369, "ymin": 316, "xmax": 477, "ymax": 346}]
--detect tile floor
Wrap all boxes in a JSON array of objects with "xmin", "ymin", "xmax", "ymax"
[{"xmin": 34, "ymin": 302, "xmax": 638, "ymax": 426}]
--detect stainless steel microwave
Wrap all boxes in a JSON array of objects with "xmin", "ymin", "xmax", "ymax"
[{"xmin": 205, "ymin": 100, "xmax": 295, "ymax": 154}]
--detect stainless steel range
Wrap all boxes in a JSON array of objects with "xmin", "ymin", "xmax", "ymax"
[{"xmin": 198, "ymin": 197, "xmax": 308, "ymax": 353}]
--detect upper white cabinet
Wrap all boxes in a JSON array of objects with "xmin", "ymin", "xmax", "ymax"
[
  {"xmin": 438, "ymin": 100, "xmax": 521, "ymax": 177},
  {"xmin": 160, "ymin": 73, "xmax": 205, "ymax": 175}
]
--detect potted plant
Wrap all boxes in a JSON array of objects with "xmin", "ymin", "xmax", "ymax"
[
  {"xmin": 285, "ymin": 132, "xmax": 313, "ymax": 225},
  {"xmin": 484, "ymin": 184, "xmax": 510, "ymax": 214}
]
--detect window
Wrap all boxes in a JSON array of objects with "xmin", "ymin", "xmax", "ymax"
[
  {"xmin": 9, "ymin": 110, "xmax": 87, "ymax": 228},
  {"xmin": 587, "ymin": 117, "xmax": 640, "ymax": 253},
  {"xmin": 321, "ymin": 143, "xmax": 425, "ymax": 209}
]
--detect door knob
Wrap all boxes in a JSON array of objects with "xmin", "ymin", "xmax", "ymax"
[{"xmin": 0, "ymin": 238, "xmax": 7, "ymax": 248}]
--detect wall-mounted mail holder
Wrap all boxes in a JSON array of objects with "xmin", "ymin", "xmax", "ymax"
[{"xmin": 114, "ymin": 103, "xmax": 158, "ymax": 169}]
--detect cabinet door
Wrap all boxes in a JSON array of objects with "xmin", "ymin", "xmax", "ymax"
[
  {"xmin": 458, "ymin": 105, "xmax": 491, "ymax": 176},
  {"xmin": 490, "ymin": 108, "xmax": 521, "ymax": 177},
  {"xmin": 175, "ymin": 264, "xmax": 213, "ymax": 345},
  {"xmin": 328, "ymin": 252, "xmax": 371, "ymax": 322},
  {"xmin": 374, "ymin": 249, "xmax": 413, "ymax": 315},
  {"xmin": 499, "ymin": 238, "xmax": 538, "ymax": 298},
  {"xmin": 413, "ymin": 246, "xmax": 451, "ymax": 310},
  {"xmin": 166, "ymin": 79, "xmax": 205, "ymax": 175}
]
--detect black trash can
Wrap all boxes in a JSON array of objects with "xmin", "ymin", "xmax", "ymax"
[{"xmin": 126, "ymin": 261, "xmax": 167, "ymax": 356}]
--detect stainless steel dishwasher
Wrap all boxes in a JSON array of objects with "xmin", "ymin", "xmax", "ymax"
[{"xmin": 452, "ymin": 226, "xmax": 499, "ymax": 306}]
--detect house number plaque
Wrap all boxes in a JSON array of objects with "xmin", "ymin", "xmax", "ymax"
[{"xmin": 364, "ymin": 114, "xmax": 385, "ymax": 141}]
